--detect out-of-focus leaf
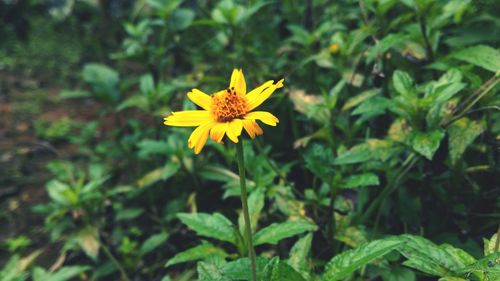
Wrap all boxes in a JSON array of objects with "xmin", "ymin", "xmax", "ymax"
[
  {"xmin": 287, "ymin": 233, "xmax": 313, "ymax": 279},
  {"xmin": 82, "ymin": 63, "xmax": 120, "ymax": 102},
  {"xmin": 451, "ymin": 45, "xmax": 500, "ymax": 73},
  {"xmin": 381, "ymin": 266, "xmax": 416, "ymax": 281},
  {"xmin": 334, "ymin": 144, "xmax": 372, "ymax": 165},
  {"xmin": 238, "ymin": 188, "xmax": 265, "ymax": 235},
  {"xmin": 342, "ymin": 89, "xmax": 380, "ymax": 111},
  {"xmin": 448, "ymin": 118, "xmax": 485, "ymax": 165},
  {"xmin": 253, "ymin": 221, "xmax": 317, "ymax": 246},
  {"xmin": 136, "ymin": 161, "xmax": 180, "ymax": 188},
  {"xmin": 177, "ymin": 213, "xmax": 236, "ymax": 244},
  {"xmin": 304, "ymin": 144, "xmax": 335, "ymax": 183},
  {"xmin": 341, "ymin": 173, "xmax": 380, "ymax": 189},
  {"xmin": 165, "ymin": 241, "xmax": 228, "ymax": 267},
  {"xmin": 137, "ymin": 140, "xmax": 170, "ymax": 159},
  {"xmin": 321, "ymin": 236, "xmax": 404, "ymax": 281},
  {"xmin": 171, "ymin": 8, "xmax": 195, "ymax": 30},
  {"xmin": 335, "ymin": 226, "xmax": 368, "ymax": 248},
  {"xmin": 33, "ymin": 266, "xmax": 90, "ymax": 281},
  {"xmin": 140, "ymin": 232, "xmax": 169, "ymax": 255},
  {"xmin": 46, "ymin": 180, "xmax": 73, "ymax": 206},
  {"xmin": 116, "ymin": 208, "xmax": 144, "ymax": 221},
  {"xmin": 59, "ymin": 90, "xmax": 91, "ymax": 99},
  {"xmin": 409, "ymin": 130, "xmax": 445, "ymax": 160},
  {"xmin": 75, "ymin": 227, "xmax": 100, "ymax": 261}
]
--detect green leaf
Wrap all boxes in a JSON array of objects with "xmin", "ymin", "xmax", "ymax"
[
  {"xmin": 59, "ymin": 90, "xmax": 91, "ymax": 99},
  {"xmin": 115, "ymin": 208, "xmax": 144, "ymax": 221},
  {"xmin": 334, "ymin": 143, "xmax": 372, "ymax": 165},
  {"xmin": 238, "ymin": 188, "xmax": 265, "ymax": 235},
  {"xmin": 341, "ymin": 173, "xmax": 380, "ymax": 189},
  {"xmin": 380, "ymin": 266, "xmax": 416, "ymax": 281},
  {"xmin": 452, "ymin": 45, "xmax": 500, "ymax": 73},
  {"xmin": 171, "ymin": 8, "xmax": 195, "ymax": 30},
  {"xmin": 46, "ymin": 180, "xmax": 73, "ymax": 206},
  {"xmin": 197, "ymin": 256, "xmax": 230, "ymax": 281},
  {"xmin": 136, "ymin": 161, "xmax": 180, "ymax": 188},
  {"xmin": 409, "ymin": 130, "xmax": 445, "ymax": 160},
  {"xmin": 140, "ymin": 232, "xmax": 169, "ymax": 255},
  {"xmin": 398, "ymin": 235, "xmax": 463, "ymax": 276},
  {"xmin": 304, "ymin": 144, "xmax": 335, "ymax": 183},
  {"xmin": 342, "ymin": 89, "xmax": 380, "ymax": 112},
  {"xmin": 448, "ymin": 118, "xmax": 485, "ymax": 165},
  {"xmin": 393, "ymin": 70, "xmax": 416, "ymax": 97},
  {"xmin": 263, "ymin": 258, "xmax": 307, "ymax": 281},
  {"xmin": 287, "ymin": 233, "xmax": 313, "ymax": 279},
  {"xmin": 33, "ymin": 266, "xmax": 90, "ymax": 281},
  {"xmin": 177, "ymin": 213, "xmax": 236, "ymax": 244},
  {"xmin": 253, "ymin": 221, "xmax": 317, "ymax": 246},
  {"xmin": 165, "ymin": 241, "xmax": 228, "ymax": 267},
  {"xmin": 321, "ymin": 236, "xmax": 404, "ymax": 281},
  {"xmin": 455, "ymin": 253, "xmax": 500, "ymax": 280},
  {"xmin": 137, "ymin": 140, "xmax": 170, "ymax": 159},
  {"xmin": 82, "ymin": 63, "xmax": 120, "ymax": 102},
  {"xmin": 484, "ymin": 233, "xmax": 498, "ymax": 256},
  {"xmin": 222, "ymin": 257, "xmax": 270, "ymax": 280}
]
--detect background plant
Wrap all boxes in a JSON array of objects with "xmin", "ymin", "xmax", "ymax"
[{"xmin": 0, "ymin": 0, "xmax": 499, "ymax": 280}]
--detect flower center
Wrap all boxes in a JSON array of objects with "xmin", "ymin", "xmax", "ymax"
[{"xmin": 211, "ymin": 87, "xmax": 248, "ymax": 122}]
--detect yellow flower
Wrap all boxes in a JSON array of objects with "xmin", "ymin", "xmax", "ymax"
[
  {"xmin": 329, "ymin": 43, "xmax": 339, "ymax": 53},
  {"xmin": 163, "ymin": 69, "xmax": 284, "ymax": 154}
]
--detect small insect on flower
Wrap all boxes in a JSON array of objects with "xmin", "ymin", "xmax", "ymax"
[{"xmin": 163, "ymin": 69, "xmax": 284, "ymax": 154}]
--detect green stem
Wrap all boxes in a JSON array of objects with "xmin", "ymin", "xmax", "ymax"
[
  {"xmin": 235, "ymin": 141, "xmax": 257, "ymax": 281},
  {"xmin": 99, "ymin": 237, "xmax": 131, "ymax": 281}
]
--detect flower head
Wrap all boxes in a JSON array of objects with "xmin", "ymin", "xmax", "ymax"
[{"xmin": 164, "ymin": 69, "xmax": 284, "ymax": 154}]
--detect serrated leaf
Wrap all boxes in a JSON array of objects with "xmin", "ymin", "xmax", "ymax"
[
  {"xmin": 177, "ymin": 213, "xmax": 236, "ymax": 244},
  {"xmin": 398, "ymin": 235, "xmax": 463, "ymax": 276},
  {"xmin": 166, "ymin": 242, "xmax": 228, "ymax": 267},
  {"xmin": 334, "ymin": 143, "xmax": 372, "ymax": 165},
  {"xmin": 321, "ymin": 236, "xmax": 404, "ymax": 281},
  {"xmin": 253, "ymin": 221, "xmax": 317, "ymax": 246},
  {"xmin": 448, "ymin": 118, "xmax": 485, "ymax": 164},
  {"xmin": 287, "ymin": 233, "xmax": 312, "ymax": 279},
  {"xmin": 452, "ymin": 45, "xmax": 500, "ymax": 73},
  {"xmin": 223, "ymin": 257, "xmax": 270, "ymax": 280},
  {"xmin": 484, "ymin": 233, "xmax": 498, "ymax": 256},
  {"xmin": 341, "ymin": 173, "xmax": 380, "ymax": 189},
  {"xmin": 140, "ymin": 232, "xmax": 168, "ymax": 255},
  {"xmin": 197, "ymin": 256, "xmax": 230, "ymax": 281},
  {"xmin": 409, "ymin": 130, "xmax": 445, "ymax": 160},
  {"xmin": 238, "ymin": 188, "xmax": 265, "ymax": 235}
]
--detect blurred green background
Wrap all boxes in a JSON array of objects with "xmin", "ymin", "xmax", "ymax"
[{"xmin": 1, "ymin": 0, "xmax": 499, "ymax": 280}]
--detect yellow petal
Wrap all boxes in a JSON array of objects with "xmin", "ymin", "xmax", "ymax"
[
  {"xmin": 188, "ymin": 122, "xmax": 215, "ymax": 154},
  {"xmin": 246, "ymin": 79, "xmax": 284, "ymax": 111},
  {"xmin": 229, "ymin": 69, "xmax": 246, "ymax": 95},
  {"xmin": 187, "ymin": 89, "xmax": 212, "ymax": 110},
  {"xmin": 244, "ymin": 111, "xmax": 279, "ymax": 126},
  {"xmin": 242, "ymin": 120, "xmax": 259, "ymax": 139},
  {"xmin": 210, "ymin": 122, "xmax": 228, "ymax": 143},
  {"xmin": 163, "ymin": 110, "xmax": 210, "ymax": 127},
  {"xmin": 226, "ymin": 119, "xmax": 243, "ymax": 143},
  {"xmin": 246, "ymin": 80, "xmax": 274, "ymax": 101}
]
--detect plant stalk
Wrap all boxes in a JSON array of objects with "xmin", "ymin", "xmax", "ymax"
[{"xmin": 235, "ymin": 141, "xmax": 257, "ymax": 281}]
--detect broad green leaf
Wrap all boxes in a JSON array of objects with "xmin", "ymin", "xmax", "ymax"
[
  {"xmin": 380, "ymin": 266, "xmax": 416, "ymax": 281},
  {"xmin": 452, "ymin": 45, "xmax": 500, "ymax": 73},
  {"xmin": 398, "ymin": 235, "xmax": 463, "ymax": 276},
  {"xmin": 238, "ymin": 187, "xmax": 265, "ymax": 235},
  {"xmin": 253, "ymin": 221, "xmax": 317, "ymax": 246},
  {"xmin": 115, "ymin": 208, "xmax": 144, "ymax": 221},
  {"xmin": 82, "ymin": 63, "xmax": 120, "ymax": 102},
  {"xmin": 448, "ymin": 118, "xmax": 485, "ymax": 164},
  {"xmin": 438, "ymin": 277, "xmax": 468, "ymax": 281},
  {"xmin": 409, "ymin": 130, "xmax": 445, "ymax": 160},
  {"xmin": 335, "ymin": 226, "xmax": 369, "ymax": 248},
  {"xmin": 263, "ymin": 257, "xmax": 307, "ymax": 281},
  {"xmin": 223, "ymin": 257, "xmax": 270, "ymax": 280},
  {"xmin": 140, "ymin": 232, "xmax": 169, "ymax": 255},
  {"xmin": 439, "ymin": 244, "xmax": 476, "ymax": 268},
  {"xmin": 177, "ymin": 213, "xmax": 236, "ymax": 244},
  {"xmin": 46, "ymin": 180, "xmax": 73, "ymax": 206},
  {"xmin": 287, "ymin": 233, "xmax": 313, "ymax": 279},
  {"xmin": 351, "ymin": 96, "xmax": 392, "ymax": 116},
  {"xmin": 137, "ymin": 140, "xmax": 169, "ymax": 159},
  {"xmin": 197, "ymin": 256, "xmax": 230, "ymax": 281},
  {"xmin": 341, "ymin": 173, "xmax": 380, "ymax": 189},
  {"xmin": 321, "ymin": 236, "xmax": 404, "ymax": 281},
  {"xmin": 165, "ymin": 242, "xmax": 228, "ymax": 267},
  {"xmin": 75, "ymin": 227, "xmax": 100, "ymax": 261},
  {"xmin": 304, "ymin": 144, "xmax": 335, "ymax": 183},
  {"xmin": 455, "ymin": 253, "xmax": 500, "ymax": 279},
  {"xmin": 334, "ymin": 143, "xmax": 372, "ymax": 165},
  {"xmin": 171, "ymin": 8, "xmax": 195, "ymax": 30},
  {"xmin": 393, "ymin": 70, "xmax": 416, "ymax": 97}
]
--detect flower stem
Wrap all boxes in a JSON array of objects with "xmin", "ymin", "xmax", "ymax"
[{"xmin": 235, "ymin": 141, "xmax": 257, "ymax": 281}]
